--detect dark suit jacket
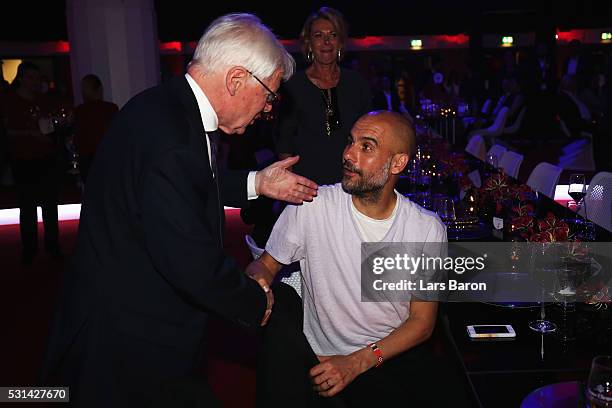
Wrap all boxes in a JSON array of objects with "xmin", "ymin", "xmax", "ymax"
[{"xmin": 39, "ymin": 76, "xmax": 267, "ymax": 407}]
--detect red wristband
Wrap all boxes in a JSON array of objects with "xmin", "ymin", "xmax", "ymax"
[{"xmin": 368, "ymin": 343, "xmax": 383, "ymax": 368}]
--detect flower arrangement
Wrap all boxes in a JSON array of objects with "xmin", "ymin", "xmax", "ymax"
[{"xmin": 528, "ymin": 212, "xmax": 570, "ymax": 242}]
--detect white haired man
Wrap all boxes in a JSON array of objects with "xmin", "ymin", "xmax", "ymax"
[
  {"xmin": 40, "ymin": 13, "xmax": 317, "ymax": 407},
  {"xmin": 249, "ymin": 111, "xmax": 461, "ymax": 407}
]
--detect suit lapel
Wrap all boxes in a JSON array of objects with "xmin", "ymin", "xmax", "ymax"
[{"xmin": 166, "ymin": 76, "xmax": 224, "ymax": 248}]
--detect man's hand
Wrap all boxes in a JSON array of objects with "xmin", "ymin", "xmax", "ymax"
[
  {"xmin": 309, "ymin": 350, "xmax": 374, "ymax": 397},
  {"xmin": 261, "ymin": 288, "xmax": 273, "ymax": 326},
  {"xmin": 255, "ymin": 156, "xmax": 318, "ymax": 204},
  {"xmin": 246, "ymin": 259, "xmax": 276, "ymax": 326}
]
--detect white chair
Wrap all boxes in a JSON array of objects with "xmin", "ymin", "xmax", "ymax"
[
  {"xmin": 245, "ymin": 234, "xmax": 264, "ymax": 259},
  {"xmin": 462, "ymin": 98, "xmax": 493, "ymax": 127},
  {"xmin": 469, "ymin": 107, "xmax": 509, "ymax": 138},
  {"xmin": 558, "ymin": 136, "xmax": 596, "ymax": 172},
  {"xmin": 465, "ymin": 134, "xmax": 486, "ymax": 161},
  {"xmin": 244, "ymin": 234, "xmax": 302, "ymax": 297},
  {"xmin": 486, "ymin": 144, "xmax": 508, "ymax": 167},
  {"xmin": 481, "ymin": 98, "xmax": 492, "ymax": 116},
  {"xmin": 502, "ymin": 107, "xmax": 526, "ymax": 135},
  {"xmin": 499, "ymin": 151, "xmax": 523, "ymax": 179},
  {"xmin": 579, "ymin": 172, "xmax": 612, "ymax": 232},
  {"xmin": 526, "ymin": 162, "xmax": 562, "ymax": 198}
]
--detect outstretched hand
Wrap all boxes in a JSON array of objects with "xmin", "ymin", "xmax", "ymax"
[{"xmin": 255, "ymin": 156, "xmax": 318, "ymax": 204}]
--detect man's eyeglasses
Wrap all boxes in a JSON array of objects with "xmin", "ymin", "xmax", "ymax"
[{"xmin": 246, "ymin": 70, "xmax": 279, "ymax": 106}]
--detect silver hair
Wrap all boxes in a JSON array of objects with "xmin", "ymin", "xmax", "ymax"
[{"xmin": 191, "ymin": 13, "xmax": 295, "ymax": 81}]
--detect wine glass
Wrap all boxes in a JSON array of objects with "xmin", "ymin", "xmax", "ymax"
[
  {"xmin": 586, "ymin": 355, "xmax": 612, "ymax": 407},
  {"xmin": 406, "ymin": 158, "xmax": 419, "ymax": 197},
  {"xmin": 435, "ymin": 198, "xmax": 457, "ymax": 239},
  {"xmin": 434, "ymin": 197, "xmax": 456, "ymax": 225},
  {"xmin": 579, "ymin": 221, "xmax": 596, "ymax": 242},
  {"xmin": 417, "ymin": 167, "xmax": 432, "ymax": 209},
  {"xmin": 528, "ymin": 242, "xmax": 558, "ymax": 334},
  {"xmin": 486, "ymin": 153, "xmax": 498, "ymax": 169},
  {"xmin": 568, "ymin": 174, "xmax": 587, "ymax": 221}
]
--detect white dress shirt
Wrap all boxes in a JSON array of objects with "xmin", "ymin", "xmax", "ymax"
[{"xmin": 185, "ymin": 73, "xmax": 258, "ymax": 199}]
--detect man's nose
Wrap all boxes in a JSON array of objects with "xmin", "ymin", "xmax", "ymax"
[{"xmin": 343, "ymin": 144, "xmax": 355, "ymax": 162}]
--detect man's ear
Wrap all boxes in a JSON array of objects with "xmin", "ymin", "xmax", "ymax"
[
  {"xmin": 391, "ymin": 153, "xmax": 409, "ymax": 175},
  {"xmin": 225, "ymin": 66, "xmax": 248, "ymax": 96}
]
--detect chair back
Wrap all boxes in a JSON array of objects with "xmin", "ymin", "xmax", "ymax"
[
  {"xmin": 526, "ymin": 162, "xmax": 562, "ymax": 198},
  {"xmin": 245, "ymin": 234, "xmax": 264, "ymax": 259},
  {"xmin": 499, "ymin": 150, "xmax": 524, "ymax": 179},
  {"xmin": 486, "ymin": 107, "xmax": 510, "ymax": 136},
  {"xmin": 481, "ymin": 98, "xmax": 492, "ymax": 115},
  {"xmin": 486, "ymin": 144, "xmax": 508, "ymax": 167},
  {"xmin": 579, "ymin": 172, "xmax": 612, "ymax": 232},
  {"xmin": 503, "ymin": 107, "xmax": 526, "ymax": 134},
  {"xmin": 244, "ymin": 234, "xmax": 302, "ymax": 297},
  {"xmin": 466, "ymin": 135, "xmax": 486, "ymax": 161}
]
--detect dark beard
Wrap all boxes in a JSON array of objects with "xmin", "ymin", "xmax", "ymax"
[{"xmin": 341, "ymin": 158, "xmax": 392, "ymax": 203}]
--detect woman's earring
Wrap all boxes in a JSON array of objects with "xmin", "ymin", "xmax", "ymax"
[
  {"xmin": 307, "ymin": 49, "xmax": 314, "ymax": 63},
  {"xmin": 337, "ymin": 48, "xmax": 343, "ymax": 61}
]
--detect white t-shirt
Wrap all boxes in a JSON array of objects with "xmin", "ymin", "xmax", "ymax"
[
  {"xmin": 265, "ymin": 184, "xmax": 446, "ymax": 355},
  {"xmin": 351, "ymin": 192, "xmax": 400, "ymax": 242}
]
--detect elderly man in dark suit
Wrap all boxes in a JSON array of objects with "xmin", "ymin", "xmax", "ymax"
[{"xmin": 40, "ymin": 13, "xmax": 317, "ymax": 407}]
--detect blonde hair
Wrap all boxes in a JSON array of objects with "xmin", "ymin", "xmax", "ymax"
[{"xmin": 299, "ymin": 7, "xmax": 348, "ymax": 59}]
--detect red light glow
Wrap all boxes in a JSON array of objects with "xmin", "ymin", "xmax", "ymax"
[
  {"xmin": 55, "ymin": 41, "xmax": 70, "ymax": 53},
  {"xmin": 434, "ymin": 34, "xmax": 469, "ymax": 45},
  {"xmin": 556, "ymin": 30, "xmax": 582, "ymax": 43},
  {"xmin": 159, "ymin": 41, "xmax": 182, "ymax": 52},
  {"xmin": 351, "ymin": 36, "xmax": 386, "ymax": 48}
]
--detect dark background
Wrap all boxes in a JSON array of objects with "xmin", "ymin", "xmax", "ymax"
[{"xmin": 1, "ymin": 0, "xmax": 611, "ymax": 42}]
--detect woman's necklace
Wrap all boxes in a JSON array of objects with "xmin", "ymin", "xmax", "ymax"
[{"xmin": 321, "ymin": 88, "xmax": 334, "ymax": 136}]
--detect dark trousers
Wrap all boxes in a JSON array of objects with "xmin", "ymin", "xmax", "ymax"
[
  {"xmin": 42, "ymin": 312, "xmax": 220, "ymax": 408},
  {"xmin": 11, "ymin": 158, "xmax": 61, "ymax": 255},
  {"xmin": 257, "ymin": 283, "xmax": 461, "ymax": 408}
]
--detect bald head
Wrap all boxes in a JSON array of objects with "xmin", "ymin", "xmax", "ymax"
[
  {"xmin": 343, "ymin": 110, "xmax": 416, "ymax": 204},
  {"xmin": 354, "ymin": 110, "xmax": 416, "ymax": 157}
]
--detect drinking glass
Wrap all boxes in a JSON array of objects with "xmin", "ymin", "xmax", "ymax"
[
  {"xmin": 435, "ymin": 197, "xmax": 456, "ymax": 225},
  {"xmin": 406, "ymin": 158, "xmax": 420, "ymax": 196},
  {"xmin": 586, "ymin": 355, "xmax": 612, "ymax": 407},
  {"xmin": 528, "ymin": 243, "xmax": 558, "ymax": 333},
  {"xmin": 568, "ymin": 174, "xmax": 587, "ymax": 220},
  {"xmin": 486, "ymin": 153, "xmax": 498, "ymax": 169},
  {"xmin": 435, "ymin": 197, "xmax": 457, "ymax": 239},
  {"xmin": 579, "ymin": 221, "xmax": 596, "ymax": 242}
]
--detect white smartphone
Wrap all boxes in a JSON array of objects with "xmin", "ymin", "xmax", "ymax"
[{"xmin": 467, "ymin": 324, "xmax": 516, "ymax": 339}]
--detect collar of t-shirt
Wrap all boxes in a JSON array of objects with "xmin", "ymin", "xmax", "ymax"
[{"xmin": 350, "ymin": 192, "xmax": 400, "ymax": 242}]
